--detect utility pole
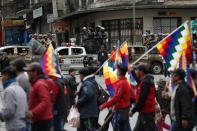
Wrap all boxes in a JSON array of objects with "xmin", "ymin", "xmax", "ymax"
[
  {"xmin": 1, "ymin": 0, "xmax": 4, "ymax": 45},
  {"xmin": 29, "ymin": 0, "xmax": 32, "ymax": 9},
  {"xmin": 132, "ymin": 0, "xmax": 136, "ymax": 45},
  {"xmin": 52, "ymin": 0, "xmax": 58, "ymax": 19}
]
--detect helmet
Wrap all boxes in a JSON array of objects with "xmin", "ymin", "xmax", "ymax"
[{"xmin": 82, "ymin": 27, "xmax": 87, "ymax": 30}]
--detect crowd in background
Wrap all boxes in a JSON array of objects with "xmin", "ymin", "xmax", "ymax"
[
  {"xmin": 80, "ymin": 26, "xmax": 108, "ymax": 54},
  {"xmin": 143, "ymin": 33, "xmax": 169, "ymax": 49},
  {"xmin": 30, "ymin": 33, "xmax": 57, "ymax": 49}
]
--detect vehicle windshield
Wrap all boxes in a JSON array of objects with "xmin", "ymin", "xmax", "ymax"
[
  {"xmin": 135, "ymin": 47, "xmax": 146, "ymax": 54},
  {"xmin": 58, "ymin": 48, "xmax": 69, "ymax": 55},
  {"xmin": 150, "ymin": 48, "xmax": 159, "ymax": 54},
  {"xmin": 72, "ymin": 48, "xmax": 83, "ymax": 55}
]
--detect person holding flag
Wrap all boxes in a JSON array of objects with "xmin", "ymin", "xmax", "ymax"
[
  {"xmin": 99, "ymin": 64, "xmax": 134, "ymax": 131},
  {"xmin": 129, "ymin": 64, "xmax": 157, "ymax": 131},
  {"xmin": 40, "ymin": 43, "xmax": 69, "ymax": 131}
]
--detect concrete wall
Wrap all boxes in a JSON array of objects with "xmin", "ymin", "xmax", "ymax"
[{"xmin": 71, "ymin": 8, "xmax": 197, "ymax": 33}]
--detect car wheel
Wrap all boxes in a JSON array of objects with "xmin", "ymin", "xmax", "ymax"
[{"xmin": 151, "ymin": 62, "xmax": 162, "ymax": 74}]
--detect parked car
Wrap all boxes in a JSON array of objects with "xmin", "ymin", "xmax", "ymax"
[
  {"xmin": 0, "ymin": 46, "xmax": 34, "ymax": 63},
  {"xmin": 55, "ymin": 46, "xmax": 97, "ymax": 70},
  {"xmin": 128, "ymin": 46, "xmax": 163, "ymax": 74},
  {"xmin": 0, "ymin": 46, "xmax": 97, "ymax": 71}
]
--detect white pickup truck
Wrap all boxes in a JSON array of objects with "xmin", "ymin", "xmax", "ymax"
[
  {"xmin": 55, "ymin": 46, "xmax": 98, "ymax": 70},
  {"xmin": 0, "ymin": 46, "xmax": 97, "ymax": 71}
]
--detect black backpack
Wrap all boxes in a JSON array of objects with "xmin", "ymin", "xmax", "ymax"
[
  {"xmin": 54, "ymin": 78, "xmax": 70, "ymax": 116},
  {"xmin": 95, "ymin": 82, "xmax": 109, "ymax": 106}
]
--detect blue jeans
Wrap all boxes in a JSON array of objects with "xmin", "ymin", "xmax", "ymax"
[
  {"xmin": 99, "ymin": 63, "xmax": 104, "ymax": 76},
  {"xmin": 196, "ymin": 115, "xmax": 197, "ymax": 131},
  {"xmin": 112, "ymin": 109, "xmax": 132, "ymax": 131},
  {"xmin": 54, "ymin": 114, "xmax": 65, "ymax": 131},
  {"xmin": 32, "ymin": 119, "xmax": 53, "ymax": 131},
  {"xmin": 25, "ymin": 119, "xmax": 32, "ymax": 131},
  {"xmin": 170, "ymin": 121, "xmax": 176, "ymax": 131},
  {"xmin": 19, "ymin": 127, "xmax": 27, "ymax": 131},
  {"xmin": 170, "ymin": 121, "xmax": 194, "ymax": 131}
]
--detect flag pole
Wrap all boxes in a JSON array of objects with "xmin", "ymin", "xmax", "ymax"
[
  {"xmin": 190, "ymin": 20, "xmax": 195, "ymax": 68},
  {"xmin": 94, "ymin": 40, "xmax": 124, "ymax": 75},
  {"xmin": 132, "ymin": 20, "xmax": 190, "ymax": 65}
]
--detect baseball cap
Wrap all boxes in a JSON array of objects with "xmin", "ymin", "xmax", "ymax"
[
  {"xmin": 136, "ymin": 64, "xmax": 149, "ymax": 74},
  {"xmin": 23, "ymin": 62, "xmax": 43, "ymax": 74}
]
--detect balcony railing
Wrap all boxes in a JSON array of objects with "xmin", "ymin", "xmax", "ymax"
[{"xmin": 67, "ymin": 0, "xmax": 145, "ymax": 12}]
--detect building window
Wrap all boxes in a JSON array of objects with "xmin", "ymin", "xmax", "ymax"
[
  {"xmin": 191, "ymin": 17, "xmax": 197, "ymax": 20},
  {"xmin": 81, "ymin": 0, "xmax": 87, "ymax": 8},
  {"xmin": 102, "ymin": 18, "xmax": 143, "ymax": 48},
  {"xmin": 153, "ymin": 17, "xmax": 182, "ymax": 34}
]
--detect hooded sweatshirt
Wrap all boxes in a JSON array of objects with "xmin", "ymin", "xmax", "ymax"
[{"xmin": 0, "ymin": 79, "xmax": 27, "ymax": 131}]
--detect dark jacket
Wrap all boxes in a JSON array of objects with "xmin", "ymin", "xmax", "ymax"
[
  {"xmin": 98, "ymin": 50, "xmax": 108, "ymax": 63},
  {"xmin": 0, "ymin": 57, "xmax": 10, "ymax": 71},
  {"xmin": 174, "ymin": 81, "xmax": 195, "ymax": 129},
  {"xmin": 64, "ymin": 75, "xmax": 78, "ymax": 105},
  {"xmin": 77, "ymin": 76, "xmax": 99, "ymax": 118},
  {"xmin": 132, "ymin": 75, "xmax": 156, "ymax": 114},
  {"xmin": 156, "ymin": 86, "xmax": 171, "ymax": 115},
  {"xmin": 53, "ymin": 78, "xmax": 68, "ymax": 116}
]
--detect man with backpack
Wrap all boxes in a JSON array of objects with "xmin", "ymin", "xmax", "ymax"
[
  {"xmin": 64, "ymin": 68, "xmax": 79, "ymax": 106},
  {"xmin": 51, "ymin": 76, "xmax": 69, "ymax": 131},
  {"xmin": 24, "ymin": 63, "xmax": 54, "ymax": 131}
]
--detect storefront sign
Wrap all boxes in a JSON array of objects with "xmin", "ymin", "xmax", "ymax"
[
  {"xmin": 52, "ymin": 22, "xmax": 70, "ymax": 33},
  {"xmin": 47, "ymin": 14, "xmax": 54, "ymax": 23},
  {"xmin": 33, "ymin": 7, "xmax": 43, "ymax": 19},
  {"xmin": 2, "ymin": 20, "xmax": 24, "ymax": 26},
  {"xmin": 167, "ymin": 11, "xmax": 177, "ymax": 16},
  {"xmin": 192, "ymin": 20, "xmax": 197, "ymax": 34},
  {"xmin": 158, "ymin": 11, "xmax": 177, "ymax": 16}
]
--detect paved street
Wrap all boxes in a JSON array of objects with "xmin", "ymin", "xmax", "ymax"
[{"xmin": 0, "ymin": 75, "xmax": 195, "ymax": 131}]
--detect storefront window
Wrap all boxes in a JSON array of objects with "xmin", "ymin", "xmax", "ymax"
[
  {"xmin": 102, "ymin": 18, "xmax": 143, "ymax": 48},
  {"xmin": 153, "ymin": 17, "xmax": 182, "ymax": 34},
  {"xmin": 5, "ymin": 26, "xmax": 25, "ymax": 45}
]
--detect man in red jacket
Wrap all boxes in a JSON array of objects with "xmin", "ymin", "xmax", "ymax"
[
  {"xmin": 100, "ymin": 64, "xmax": 135, "ymax": 131},
  {"xmin": 129, "ymin": 64, "xmax": 157, "ymax": 131},
  {"xmin": 24, "ymin": 63, "xmax": 54, "ymax": 131}
]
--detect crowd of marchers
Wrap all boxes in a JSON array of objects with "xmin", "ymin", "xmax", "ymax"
[{"xmin": 0, "ymin": 58, "xmax": 197, "ymax": 131}]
